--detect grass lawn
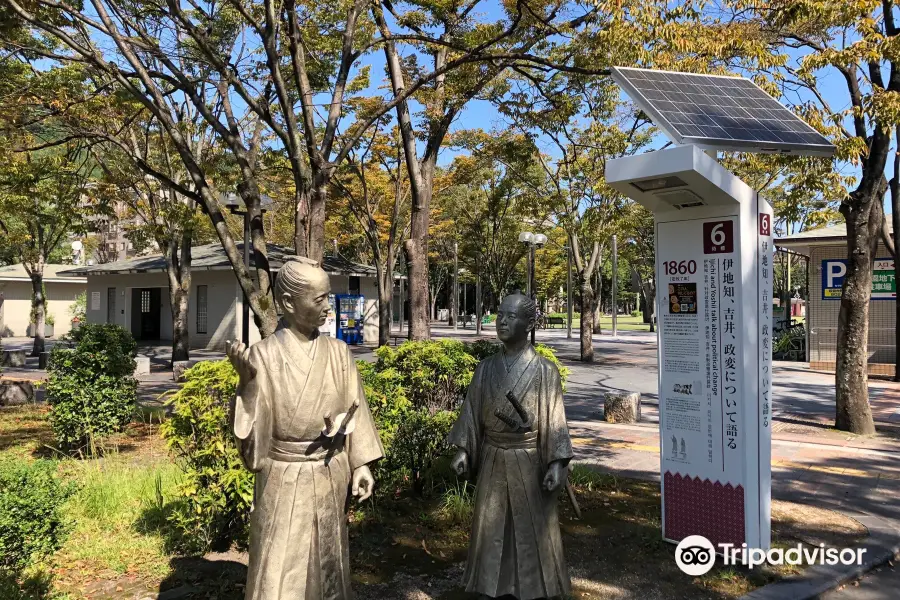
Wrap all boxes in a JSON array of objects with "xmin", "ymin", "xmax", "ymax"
[
  {"xmin": 1, "ymin": 405, "xmax": 181, "ymax": 600},
  {"xmin": 545, "ymin": 315, "xmax": 653, "ymax": 332},
  {"xmin": 0, "ymin": 404, "xmax": 867, "ymax": 600}
]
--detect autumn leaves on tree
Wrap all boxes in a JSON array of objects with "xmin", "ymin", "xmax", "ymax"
[{"xmin": 1, "ymin": 0, "xmax": 897, "ymax": 432}]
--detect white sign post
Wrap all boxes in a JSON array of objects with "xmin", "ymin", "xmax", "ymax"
[{"xmin": 607, "ymin": 145, "xmax": 773, "ymax": 550}]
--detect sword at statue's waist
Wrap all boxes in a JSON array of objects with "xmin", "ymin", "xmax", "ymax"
[
  {"xmin": 484, "ymin": 429, "xmax": 538, "ymax": 450},
  {"xmin": 269, "ymin": 438, "xmax": 343, "ymax": 463}
]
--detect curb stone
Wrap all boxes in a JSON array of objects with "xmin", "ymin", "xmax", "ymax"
[{"xmin": 739, "ymin": 514, "xmax": 900, "ymax": 600}]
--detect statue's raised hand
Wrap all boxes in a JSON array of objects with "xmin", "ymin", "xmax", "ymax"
[{"xmin": 226, "ymin": 340, "xmax": 257, "ymax": 384}]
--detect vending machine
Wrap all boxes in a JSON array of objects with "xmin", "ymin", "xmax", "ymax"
[{"xmin": 335, "ymin": 294, "xmax": 364, "ymax": 345}]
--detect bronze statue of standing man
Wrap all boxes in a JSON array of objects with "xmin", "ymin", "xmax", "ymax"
[
  {"xmin": 227, "ymin": 256, "xmax": 383, "ymax": 600},
  {"xmin": 449, "ymin": 292, "xmax": 573, "ymax": 599}
]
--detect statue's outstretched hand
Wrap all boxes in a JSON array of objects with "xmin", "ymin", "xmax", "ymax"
[
  {"xmin": 226, "ymin": 340, "xmax": 257, "ymax": 384},
  {"xmin": 451, "ymin": 450, "xmax": 469, "ymax": 478},
  {"xmin": 543, "ymin": 461, "xmax": 564, "ymax": 492},
  {"xmin": 352, "ymin": 465, "xmax": 375, "ymax": 502}
]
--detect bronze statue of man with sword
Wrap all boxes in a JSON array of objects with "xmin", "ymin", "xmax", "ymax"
[{"xmin": 449, "ymin": 292, "xmax": 574, "ymax": 600}]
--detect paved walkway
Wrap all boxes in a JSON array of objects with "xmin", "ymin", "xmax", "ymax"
[
  {"xmin": 823, "ymin": 559, "xmax": 900, "ymax": 599},
  {"xmin": 569, "ymin": 420, "xmax": 900, "ymax": 523}
]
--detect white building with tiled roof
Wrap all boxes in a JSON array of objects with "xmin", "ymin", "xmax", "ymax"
[
  {"xmin": 0, "ymin": 264, "xmax": 87, "ymax": 338},
  {"xmin": 59, "ymin": 244, "xmax": 403, "ymax": 350}
]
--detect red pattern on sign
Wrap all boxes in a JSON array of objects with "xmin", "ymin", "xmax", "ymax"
[{"xmin": 664, "ymin": 472, "xmax": 745, "ymax": 546}]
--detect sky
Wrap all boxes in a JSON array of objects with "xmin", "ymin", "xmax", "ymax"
[
  {"xmin": 341, "ymin": 4, "xmax": 893, "ymax": 222},
  {"xmin": 56, "ymin": 0, "xmax": 896, "ymax": 223}
]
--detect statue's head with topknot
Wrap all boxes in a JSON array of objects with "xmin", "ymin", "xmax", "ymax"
[{"xmin": 275, "ymin": 256, "xmax": 331, "ymax": 333}]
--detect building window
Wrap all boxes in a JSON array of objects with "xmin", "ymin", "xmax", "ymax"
[
  {"xmin": 141, "ymin": 289, "xmax": 151, "ymax": 313},
  {"xmin": 107, "ymin": 288, "xmax": 116, "ymax": 323},
  {"xmin": 196, "ymin": 285, "xmax": 208, "ymax": 334},
  {"xmin": 349, "ymin": 276, "xmax": 360, "ymax": 295}
]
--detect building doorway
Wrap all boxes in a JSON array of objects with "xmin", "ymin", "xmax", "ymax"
[{"xmin": 131, "ymin": 288, "xmax": 161, "ymax": 340}]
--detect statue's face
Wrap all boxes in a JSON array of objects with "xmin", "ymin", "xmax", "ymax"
[
  {"xmin": 281, "ymin": 271, "xmax": 332, "ymax": 332},
  {"xmin": 496, "ymin": 295, "xmax": 533, "ymax": 344}
]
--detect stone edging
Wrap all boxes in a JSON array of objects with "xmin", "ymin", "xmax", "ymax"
[{"xmin": 738, "ymin": 513, "xmax": 900, "ymax": 600}]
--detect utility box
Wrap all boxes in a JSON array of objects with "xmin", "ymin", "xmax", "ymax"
[{"xmin": 607, "ymin": 144, "xmax": 774, "ymax": 550}]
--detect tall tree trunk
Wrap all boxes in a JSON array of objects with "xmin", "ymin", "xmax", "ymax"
[
  {"xmin": 376, "ymin": 264, "xmax": 393, "ymax": 347},
  {"xmin": 294, "ymin": 186, "xmax": 310, "ymax": 257},
  {"xmin": 835, "ymin": 188, "xmax": 883, "ymax": 435},
  {"xmin": 405, "ymin": 175, "xmax": 433, "ymax": 340},
  {"xmin": 592, "ymin": 268, "xmax": 603, "ymax": 334},
  {"xmin": 308, "ymin": 176, "xmax": 328, "ymax": 263},
  {"xmin": 165, "ymin": 234, "xmax": 191, "ymax": 364},
  {"xmin": 431, "ymin": 287, "xmax": 437, "ymax": 320},
  {"xmin": 580, "ymin": 279, "xmax": 595, "ymax": 363},
  {"xmin": 28, "ymin": 264, "xmax": 46, "ymax": 357}
]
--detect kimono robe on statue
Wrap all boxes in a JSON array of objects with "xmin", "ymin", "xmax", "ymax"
[
  {"xmin": 234, "ymin": 327, "xmax": 383, "ymax": 600},
  {"xmin": 449, "ymin": 345, "xmax": 573, "ymax": 599}
]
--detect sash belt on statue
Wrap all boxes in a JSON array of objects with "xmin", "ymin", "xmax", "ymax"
[
  {"xmin": 484, "ymin": 429, "xmax": 538, "ymax": 450},
  {"xmin": 269, "ymin": 438, "xmax": 342, "ymax": 462}
]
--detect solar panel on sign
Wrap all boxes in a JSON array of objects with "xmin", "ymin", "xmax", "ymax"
[{"xmin": 611, "ymin": 67, "xmax": 835, "ymax": 157}]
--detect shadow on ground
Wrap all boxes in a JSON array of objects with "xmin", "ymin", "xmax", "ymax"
[{"xmin": 157, "ymin": 556, "xmax": 247, "ymax": 599}]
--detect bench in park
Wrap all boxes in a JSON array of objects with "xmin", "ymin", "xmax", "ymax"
[
  {"xmin": 458, "ymin": 315, "xmax": 475, "ymax": 328},
  {"xmin": 546, "ymin": 316, "xmax": 567, "ymax": 328}
]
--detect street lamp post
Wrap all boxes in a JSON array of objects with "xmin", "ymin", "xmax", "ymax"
[
  {"xmin": 566, "ymin": 244, "xmax": 573, "ymax": 340},
  {"xmin": 476, "ymin": 253, "xmax": 483, "ymax": 336},
  {"xmin": 519, "ymin": 231, "xmax": 547, "ymax": 345},
  {"xmin": 612, "ymin": 234, "xmax": 618, "ymax": 338},
  {"xmin": 453, "ymin": 241, "xmax": 459, "ymax": 331},
  {"xmin": 222, "ymin": 193, "xmax": 272, "ymax": 345}
]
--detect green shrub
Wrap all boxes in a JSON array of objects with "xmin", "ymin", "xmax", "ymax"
[
  {"xmin": 631, "ymin": 310, "xmax": 641, "ymax": 318},
  {"xmin": 361, "ymin": 341, "xmax": 476, "ymax": 494},
  {"xmin": 372, "ymin": 340, "xmax": 478, "ymax": 412},
  {"xmin": 464, "ymin": 339, "xmax": 503, "ymax": 362},
  {"xmin": 361, "ymin": 339, "xmax": 569, "ymax": 495},
  {"xmin": 160, "ymin": 360, "xmax": 252, "ymax": 553},
  {"xmin": 0, "ymin": 460, "xmax": 74, "ymax": 574},
  {"xmin": 45, "ymin": 323, "xmax": 138, "ymax": 453},
  {"xmin": 534, "ymin": 344, "xmax": 571, "ymax": 391}
]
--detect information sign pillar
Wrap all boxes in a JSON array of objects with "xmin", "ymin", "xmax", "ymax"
[{"xmin": 607, "ymin": 145, "xmax": 773, "ymax": 550}]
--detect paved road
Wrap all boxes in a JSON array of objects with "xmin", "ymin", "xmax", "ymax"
[
  {"xmin": 427, "ymin": 325, "xmax": 900, "ymax": 434},
  {"xmin": 8, "ymin": 327, "xmax": 900, "ymax": 434},
  {"xmin": 822, "ymin": 559, "xmax": 900, "ymax": 599}
]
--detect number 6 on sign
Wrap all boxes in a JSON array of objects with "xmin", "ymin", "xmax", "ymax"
[{"xmin": 703, "ymin": 220, "xmax": 734, "ymax": 254}]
